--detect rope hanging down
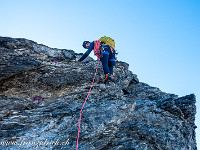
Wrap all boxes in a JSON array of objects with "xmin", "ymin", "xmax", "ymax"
[{"xmin": 76, "ymin": 59, "xmax": 100, "ymax": 150}]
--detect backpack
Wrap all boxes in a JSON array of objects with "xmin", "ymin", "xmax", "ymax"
[
  {"xmin": 93, "ymin": 36, "xmax": 115, "ymax": 59},
  {"xmin": 99, "ymin": 36, "xmax": 115, "ymax": 49}
]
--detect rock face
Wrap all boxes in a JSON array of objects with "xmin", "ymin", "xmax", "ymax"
[{"xmin": 0, "ymin": 36, "xmax": 197, "ymax": 150}]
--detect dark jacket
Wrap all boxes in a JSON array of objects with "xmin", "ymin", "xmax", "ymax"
[{"xmin": 78, "ymin": 41, "xmax": 95, "ymax": 61}]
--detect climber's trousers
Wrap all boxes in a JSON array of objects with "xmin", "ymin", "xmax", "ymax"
[{"xmin": 100, "ymin": 47, "xmax": 115, "ymax": 75}]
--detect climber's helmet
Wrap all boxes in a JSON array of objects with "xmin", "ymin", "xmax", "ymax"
[{"xmin": 82, "ymin": 41, "xmax": 90, "ymax": 49}]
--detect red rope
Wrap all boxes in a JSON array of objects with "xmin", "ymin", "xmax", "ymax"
[{"xmin": 76, "ymin": 59, "xmax": 100, "ymax": 150}]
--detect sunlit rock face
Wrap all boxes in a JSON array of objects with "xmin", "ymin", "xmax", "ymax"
[{"xmin": 0, "ymin": 36, "xmax": 197, "ymax": 150}]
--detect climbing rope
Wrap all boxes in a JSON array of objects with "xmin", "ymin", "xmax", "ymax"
[{"xmin": 76, "ymin": 59, "xmax": 100, "ymax": 150}]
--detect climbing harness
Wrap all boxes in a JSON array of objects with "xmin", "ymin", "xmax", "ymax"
[{"xmin": 76, "ymin": 59, "xmax": 100, "ymax": 150}]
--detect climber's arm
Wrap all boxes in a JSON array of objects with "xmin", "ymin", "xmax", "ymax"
[{"xmin": 78, "ymin": 42, "xmax": 94, "ymax": 61}]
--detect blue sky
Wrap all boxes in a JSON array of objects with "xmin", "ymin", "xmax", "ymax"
[{"xmin": 0, "ymin": 0, "xmax": 199, "ymax": 148}]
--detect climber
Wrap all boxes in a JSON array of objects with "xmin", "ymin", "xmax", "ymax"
[{"xmin": 78, "ymin": 40, "xmax": 116, "ymax": 83}]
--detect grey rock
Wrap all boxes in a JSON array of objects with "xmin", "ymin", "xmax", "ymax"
[
  {"xmin": 0, "ymin": 36, "xmax": 197, "ymax": 150},
  {"xmin": 62, "ymin": 49, "xmax": 76, "ymax": 60},
  {"xmin": 0, "ymin": 47, "xmax": 43, "ymax": 82}
]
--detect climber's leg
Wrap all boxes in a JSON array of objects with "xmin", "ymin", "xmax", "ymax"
[
  {"xmin": 108, "ymin": 47, "xmax": 115, "ymax": 81},
  {"xmin": 108, "ymin": 61, "xmax": 115, "ymax": 76},
  {"xmin": 100, "ymin": 52, "xmax": 110, "ymax": 75}
]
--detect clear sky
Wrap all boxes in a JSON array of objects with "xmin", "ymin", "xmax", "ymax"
[{"xmin": 0, "ymin": 0, "xmax": 199, "ymax": 148}]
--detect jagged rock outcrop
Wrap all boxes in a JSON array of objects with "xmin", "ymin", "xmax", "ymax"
[{"xmin": 0, "ymin": 36, "xmax": 197, "ymax": 150}]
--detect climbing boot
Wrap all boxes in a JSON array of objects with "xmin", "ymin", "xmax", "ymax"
[
  {"xmin": 102, "ymin": 74, "xmax": 109, "ymax": 83},
  {"xmin": 109, "ymin": 74, "xmax": 115, "ymax": 82}
]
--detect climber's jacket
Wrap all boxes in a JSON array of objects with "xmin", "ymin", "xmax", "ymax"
[
  {"xmin": 79, "ymin": 41, "xmax": 116, "ymax": 76},
  {"xmin": 78, "ymin": 41, "xmax": 115, "ymax": 62}
]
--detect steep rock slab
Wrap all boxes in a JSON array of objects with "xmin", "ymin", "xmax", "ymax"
[{"xmin": 0, "ymin": 36, "xmax": 196, "ymax": 150}]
